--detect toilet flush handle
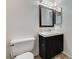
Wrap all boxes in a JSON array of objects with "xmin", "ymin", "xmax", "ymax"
[{"xmin": 10, "ymin": 44, "xmax": 14, "ymax": 46}]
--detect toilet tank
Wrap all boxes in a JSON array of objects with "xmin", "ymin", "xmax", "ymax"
[{"xmin": 10, "ymin": 37, "xmax": 35, "ymax": 57}]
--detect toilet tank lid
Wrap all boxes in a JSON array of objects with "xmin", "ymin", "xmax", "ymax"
[{"xmin": 10, "ymin": 37, "xmax": 35, "ymax": 45}]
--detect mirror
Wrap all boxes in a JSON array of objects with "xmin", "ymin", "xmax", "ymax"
[
  {"xmin": 55, "ymin": 8, "xmax": 62, "ymax": 25},
  {"xmin": 39, "ymin": 5, "xmax": 55, "ymax": 27}
]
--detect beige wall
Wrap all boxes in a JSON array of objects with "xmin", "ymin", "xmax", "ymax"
[
  {"xmin": 60, "ymin": 0, "xmax": 72, "ymax": 57},
  {"xmin": 6, "ymin": 0, "xmax": 39, "ymax": 59}
]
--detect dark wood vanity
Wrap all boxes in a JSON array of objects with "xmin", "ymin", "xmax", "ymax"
[{"xmin": 39, "ymin": 34, "xmax": 63, "ymax": 59}]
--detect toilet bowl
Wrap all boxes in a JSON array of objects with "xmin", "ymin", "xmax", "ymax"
[
  {"xmin": 15, "ymin": 52, "xmax": 34, "ymax": 59},
  {"xmin": 10, "ymin": 37, "xmax": 35, "ymax": 59}
]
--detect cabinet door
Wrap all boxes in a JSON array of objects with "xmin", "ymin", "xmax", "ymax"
[
  {"xmin": 46, "ymin": 36, "xmax": 57, "ymax": 58},
  {"xmin": 56, "ymin": 35, "xmax": 63, "ymax": 53},
  {"xmin": 39, "ymin": 35, "xmax": 46, "ymax": 59}
]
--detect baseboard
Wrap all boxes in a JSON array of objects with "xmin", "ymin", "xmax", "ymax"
[{"xmin": 63, "ymin": 51, "xmax": 72, "ymax": 58}]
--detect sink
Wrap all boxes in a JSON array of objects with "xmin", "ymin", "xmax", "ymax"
[{"xmin": 39, "ymin": 31, "xmax": 63, "ymax": 37}]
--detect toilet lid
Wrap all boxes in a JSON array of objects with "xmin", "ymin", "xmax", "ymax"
[{"xmin": 15, "ymin": 52, "xmax": 34, "ymax": 59}]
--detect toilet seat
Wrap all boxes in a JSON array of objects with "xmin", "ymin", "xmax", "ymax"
[{"xmin": 15, "ymin": 52, "xmax": 34, "ymax": 59}]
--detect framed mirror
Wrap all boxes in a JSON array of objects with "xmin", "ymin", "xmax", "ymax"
[
  {"xmin": 39, "ymin": 5, "xmax": 55, "ymax": 27},
  {"xmin": 55, "ymin": 8, "xmax": 62, "ymax": 25}
]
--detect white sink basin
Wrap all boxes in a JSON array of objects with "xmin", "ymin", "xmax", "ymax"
[{"xmin": 39, "ymin": 31, "xmax": 63, "ymax": 37}]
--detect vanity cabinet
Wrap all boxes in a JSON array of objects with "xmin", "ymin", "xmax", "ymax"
[{"xmin": 39, "ymin": 34, "xmax": 63, "ymax": 59}]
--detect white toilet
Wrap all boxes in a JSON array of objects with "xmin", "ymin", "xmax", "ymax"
[{"xmin": 10, "ymin": 37, "xmax": 35, "ymax": 59}]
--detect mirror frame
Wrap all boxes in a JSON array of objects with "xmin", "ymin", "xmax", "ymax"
[
  {"xmin": 54, "ymin": 8, "xmax": 62, "ymax": 25},
  {"xmin": 39, "ymin": 5, "xmax": 55, "ymax": 27}
]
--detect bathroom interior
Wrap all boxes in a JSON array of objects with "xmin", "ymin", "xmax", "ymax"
[{"xmin": 6, "ymin": 0, "xmax": 72, "ymax": 59}]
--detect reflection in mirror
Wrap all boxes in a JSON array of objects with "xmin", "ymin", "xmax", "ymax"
[
  {"xmin": 55, "ymin": 8, "xmax": 62, "ymax": 25},
  {"xmin": 39, "ymin": 5, "xmax": 55, "ymax": 27}
]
